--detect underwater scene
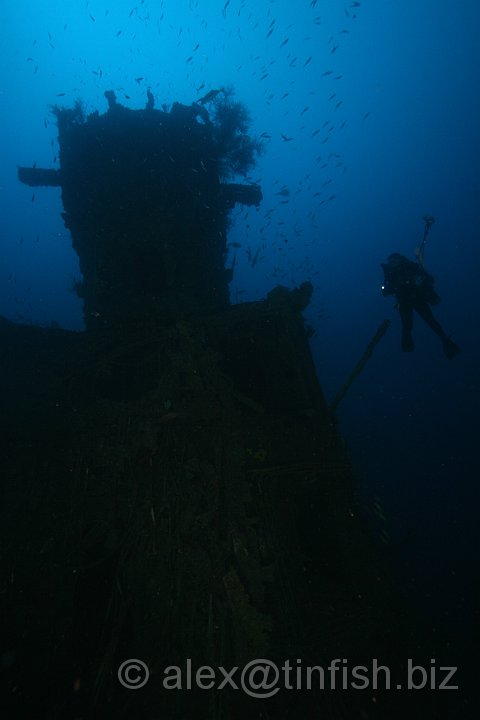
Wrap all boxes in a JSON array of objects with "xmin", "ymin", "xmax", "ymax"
[{"xmin": 0, "ymin": 1, "xmax": 478, "ymax": 718}]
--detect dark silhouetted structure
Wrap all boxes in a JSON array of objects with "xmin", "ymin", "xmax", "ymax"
[{"xmin": 1, "ymin": 93, "xmax": 449, "ymax": 719}]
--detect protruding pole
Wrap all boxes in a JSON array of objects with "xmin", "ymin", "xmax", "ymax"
[{"xmin": 329, "ymin": 319, "xmax": 391, "ymax": 414}]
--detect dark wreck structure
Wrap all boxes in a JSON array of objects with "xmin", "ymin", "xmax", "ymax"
[{"xmin": 1, "ymin": 91, "xmax": 443, "ymax": 719}]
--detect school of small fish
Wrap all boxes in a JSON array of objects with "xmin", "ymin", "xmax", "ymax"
[{"xmin": 23, "ymin": 0, "xmax": 370, "ymax": 303}]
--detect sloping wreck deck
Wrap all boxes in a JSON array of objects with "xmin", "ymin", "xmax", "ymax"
[{"xmin": 0, "ymin": 92, "xmax": 437, "ymax": 719}]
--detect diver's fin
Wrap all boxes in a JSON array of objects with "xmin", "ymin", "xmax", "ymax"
[{"xmin": 443, "ymin": 337, "xmax": 460, "ymax": 360}]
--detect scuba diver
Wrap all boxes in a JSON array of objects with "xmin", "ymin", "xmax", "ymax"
[{"xmin": 381, "ymin": 216, "xmax": 460, "ymax": 359}]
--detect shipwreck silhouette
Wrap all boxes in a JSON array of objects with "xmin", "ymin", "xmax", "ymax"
[{"xmin": 0, "ymin": 91, "xmax": 443, "ymax": 719}]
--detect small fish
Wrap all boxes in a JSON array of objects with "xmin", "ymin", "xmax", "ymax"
[
  {"xmin": 281, "ymin": 134, "xmax": 293, "ymax": 141},
  {"xmin": 334, "ymin": 100, "xmax": 342, "ymax": 110},
  {"xmin": 135, "ymin": 77, "xmax": 143, "ymax": 83},
  {"xmin": 250, "ymin": 245, "xmax": 261, "ymax": 267},
  {"xmin": 362, "ymin": 111, "xmax": 371, "ymax": 120},
  {"xmin": 115, "ymin": 30, "xmax": 122, "ymax": 37},
  {"xmin": 304, "ymin": 56, "xmax": 312, "ymax": 67},
  {"xmin": 280, "ymin": 38, "xmax": 289, "ymax": 48},
  {"xmin": 265, "ymin": 27, "xmax": 274, "ymax": 39},
  {"xmin": 300, "ymin": 106, "xmax": 309, "ymax": 115}
]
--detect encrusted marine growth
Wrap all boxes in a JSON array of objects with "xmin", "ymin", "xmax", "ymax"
[{"xmin": 18, "ymin": 91, "xmax": 263, "ymax": 329}]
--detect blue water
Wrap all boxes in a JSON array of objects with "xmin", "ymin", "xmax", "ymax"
[{"xmin": 1, "ymin": 0, "xmax": 479, "ymax": 694}]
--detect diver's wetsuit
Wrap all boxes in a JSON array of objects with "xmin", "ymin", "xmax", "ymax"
[{"xmin": 381, "ymin": 254, "xmax": 460, "ymax": 359}]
